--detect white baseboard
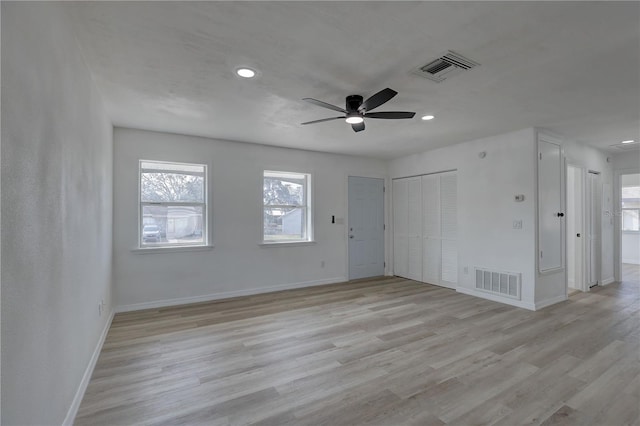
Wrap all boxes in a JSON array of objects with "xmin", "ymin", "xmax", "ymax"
[
  {"xmin": 63, "ymin": 309, "xmax": 114, "ymax": 426},
  {"xmin": 601, "ymin": 277, "xmax": 615, "ymax": 286},
  {"xmin": 535, "ymin": 294, "xmax": 568, "ymax": 310},
  {"xmin": 115, "ymin": 277, "xmax": 348, "ymax": 313},
  {"xmin": 456, "ymin": 287, "xmax": 535, "ymax": 311}
]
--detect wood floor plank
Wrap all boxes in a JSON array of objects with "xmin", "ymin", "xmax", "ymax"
[{"xmin": 76, "ymin": 267, "xmax": 640, "ymax": 425}]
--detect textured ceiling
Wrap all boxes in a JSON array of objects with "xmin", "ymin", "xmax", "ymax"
[{"xmin": 65, "ymin": 1, "xmax": 640, "ymax": 159}]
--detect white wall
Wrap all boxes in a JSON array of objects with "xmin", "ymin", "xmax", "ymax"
[
  {"xmin": 621, "ymin": 233, "xmax": 640, "ymax": 264},
  {"xmin": 113, "ymin": 128, "xmax": 387, "ymax": 310},
  {"xmin": 390, "ymin": 128, "xmax": 538, "ymax": 310},
  {"xmin": 1, "ymin": 3, "xmax": 113, "ymax": 425}
]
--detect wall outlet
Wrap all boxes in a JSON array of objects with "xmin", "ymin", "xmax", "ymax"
[{"xmin": 513, "ymin": 220, "xmax": 523, "ymax": 229}]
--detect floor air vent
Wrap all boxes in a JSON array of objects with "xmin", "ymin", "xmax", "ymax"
[
  {"xmin": 475, "ymin": 267, "xmax": 521, "ymax": 300},
  {"xmin": 413, "ymin": 51, "xmax": 479, "ymax": 83}
]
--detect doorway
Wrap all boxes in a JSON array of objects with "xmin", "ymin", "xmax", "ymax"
[
  {"xmin": 566, "ymin": 165, "xmax": 585, "ymax": 292},
  {"xmin": 620, "ymin": 173, "xmax": 640, "ymax": 282},
  {"xmin": 348, "ymin": 176, "xmax": 385, "ymax": 280}
]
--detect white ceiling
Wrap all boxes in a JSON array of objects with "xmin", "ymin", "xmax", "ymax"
[{"xmin": 64, "ymin": 2, "xmax": 640, "ymax": 159}]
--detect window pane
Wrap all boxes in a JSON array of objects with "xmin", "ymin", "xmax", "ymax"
[
  {"xmin": 622, "ymin": 209, "xmax": 640, "ymax": 231},
  {"xmin": 263, "ymin": 177, "xmax": 304, "ymax": 206},
  {"xmin": 142, "ymin": 205, "xmax": 204, "ymax": 245},
  {"xmin": 141, "ymin": 172, "xmax": 204, "ymax": 203},
  {"xmin": 263, "ymin": 207, "xmax": 306, "ymax": 241}
]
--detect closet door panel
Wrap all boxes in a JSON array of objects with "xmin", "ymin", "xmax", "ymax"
[
  {"xmin": 407, "ymin": 177, "xmax": 423, "ymax": 281},
  {"xmin": 393, "ymin": 179, "xmax": 409, "ymax": 278},
  {"xmin": 441, "ymin": 239, "xmax": 458, "ymax": 286},
  {"xmin": 422, "ymin": 238, "xmax": 441, "ymax": 285},
  {"xmin": 422, "ymin": 175, "xmax": 440, "ymax": 237},
  {"xmin": 440, "ymin": 174, "xmax": 458, "ymax": 240}
]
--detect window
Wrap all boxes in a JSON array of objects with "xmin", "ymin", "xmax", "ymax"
[
  {"xmin": 621, "ymin": 185, "xmax": 640, "ymax": 232},
  {"xmin": 263, "ymin": 170, "xmax": 312, "ymax": 243},
  {"xmin": 139, "ymin": 160, "xmax": 207, "ymax": 248}
]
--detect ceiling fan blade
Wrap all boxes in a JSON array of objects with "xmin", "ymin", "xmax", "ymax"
[
  {"xmin": 365, "ymin": 111, "xmax": 416, "ymax": 119},
  {"xmin": 301, "ymin": 116, "xmax": 344, "ymax": 125},
  {"xmin": 303, "ymin": 98, "xmax": 347, "ymax": 113},
  {"xmin": 352, "ymin": 122, "xmax": 365, "ymax": 132},
  {"xmin": 359, "ymin": 88, "xmax": 397, "ymax": 112}
]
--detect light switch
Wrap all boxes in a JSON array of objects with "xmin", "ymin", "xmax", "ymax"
[{"xmin": 513, "ymin": 220, "xmax": 523, "ymax": 229}]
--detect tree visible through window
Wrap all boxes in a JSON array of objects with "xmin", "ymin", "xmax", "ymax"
[
  {"xmin": 140, "ymin": 160, "xmax": 207, "ymax": 247},
  {"xmin": 263, "ymin": 171, "xmax": 312, "ymax": 242}
]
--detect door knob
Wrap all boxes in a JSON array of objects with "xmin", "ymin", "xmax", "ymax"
[
  {"xmin": 557, "ymin": 212, "xmax": 564, "ymax": 217},
  {"xmin": 577, "ymin": 233, "xmax": 581, "ymax": 237},
  {"xmin": 349, "ymin": 235, "xmax": 354, "ymax": 239}
]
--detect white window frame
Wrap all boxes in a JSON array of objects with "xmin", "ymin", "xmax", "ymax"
[
  {"xmin": 262, "ymin": 170, "xmax": 313, "ymax": 244},
  {"xmin": 139, "ymin": 160, "xmax": 208, "ymax": 249},
  {"xmin": 621, "ymin": 185, "xmax": 640, "ymax": 233}
]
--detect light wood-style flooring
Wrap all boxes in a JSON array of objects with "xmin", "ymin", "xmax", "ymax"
[{"xmin": 77, "ymin": 273, "xmax": 640, "ymax": 425}]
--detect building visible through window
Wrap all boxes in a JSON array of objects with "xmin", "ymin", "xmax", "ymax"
[
  {"xmin": 139, "ymin": 160, "xmax": 207, "ymax": 247},
  {"xmin": 263, "ymin": 171, "xmax": 312, "ymax": 243}
]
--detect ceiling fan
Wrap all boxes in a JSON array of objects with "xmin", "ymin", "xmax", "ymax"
[{"xmin": 301, "ymin": 88, "xmax": 415, "ymax": 132}]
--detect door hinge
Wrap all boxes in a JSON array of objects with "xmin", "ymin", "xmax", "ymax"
[
  {"xmin": 384, "ymin": 224, "xmax": 386, "ymax": 230},
  {"xmin": 539, "ymin": 153, "xmax": 542, "ymax": 160},
  {"xmin": 383, "ymin": 186, "xmax": 386, "ymax": 192},
  {"xmin": 540, "ymin": 251, "xmax": 543, "ymax": 258},
  {"xmin": 384, "ymin": 262, "xmax": 386, "ymax": 267}
]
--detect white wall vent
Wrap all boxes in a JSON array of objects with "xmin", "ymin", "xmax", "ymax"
[
  {"xmin": 474, "ymin": 267, "xmax": 521, "ymax": 300},
  {"xmin": 413, "ymin": 51, "xmax": 480, "ymax": 83}
]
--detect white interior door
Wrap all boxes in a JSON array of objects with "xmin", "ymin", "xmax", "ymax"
[
  {"xmin": 538, "ymin": 139, "xmax": 564, "ymax": 272},
  {"xmin": 348, "ymin": 176, "xmax": 385, "ymax": 280},
  {"xmin": 566, "ymin": 165, "xmax": 585, "ymax": 291},
  {"xmin": 586, "ymin": 172, "xmax": 601, "ymax": 287}
]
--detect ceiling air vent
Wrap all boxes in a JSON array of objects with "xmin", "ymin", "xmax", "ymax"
[
  {"xmin": 609, "ymin": 142, "xmax": 639, "ymax": 151},
  {"xmin": 413, "ymin": 51, "xmax": 480, "ymax": 83}
]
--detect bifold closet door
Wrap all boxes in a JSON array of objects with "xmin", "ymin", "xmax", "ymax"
[
  {"xmin": 422, "ymin": 175, "xmax": 441, "ymax": 284},
  {"xmin": 421, "ymin": 172, "xmax": 458, "ymax": 288},
  {"xmin": 393, "ymin": 177, "xmax": 422, "ymax": 281},
  {"xmin": 440, "ymin": 173, "xmax": 458, "ymax": 287}
]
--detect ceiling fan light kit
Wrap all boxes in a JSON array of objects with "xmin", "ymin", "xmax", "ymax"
[{"xmin": 301, "ymin": 88, "xmax": 416, "ymax": 132}]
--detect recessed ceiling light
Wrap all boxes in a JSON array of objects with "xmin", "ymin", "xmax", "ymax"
[
  {"xmin": 345, "ymin": 116, "xmax": 364, "ymax": 124},
  {"xmin": 621, "ymin": 140, "xmax": 635, "ymax": 144},
  {"xmin": 236, "ymin": 68, "xmax": 256, "ymax": 78},
  {"xmin": 421, "ymin": 115, "xmax": 435, "ymax": 121}
]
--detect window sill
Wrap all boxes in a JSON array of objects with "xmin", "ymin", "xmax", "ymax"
[
  {"xmin": 259, "ymin": 241, "xmax": 316, "ymax": 248},
  {"xmin": 131, "ymin": 245, "xmax": 214, "ymax": 254}
]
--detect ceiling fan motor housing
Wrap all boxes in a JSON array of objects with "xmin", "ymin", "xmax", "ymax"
[{"xmin": 346, "ymin": 95, "xmax": 363, "ymax": 112}]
